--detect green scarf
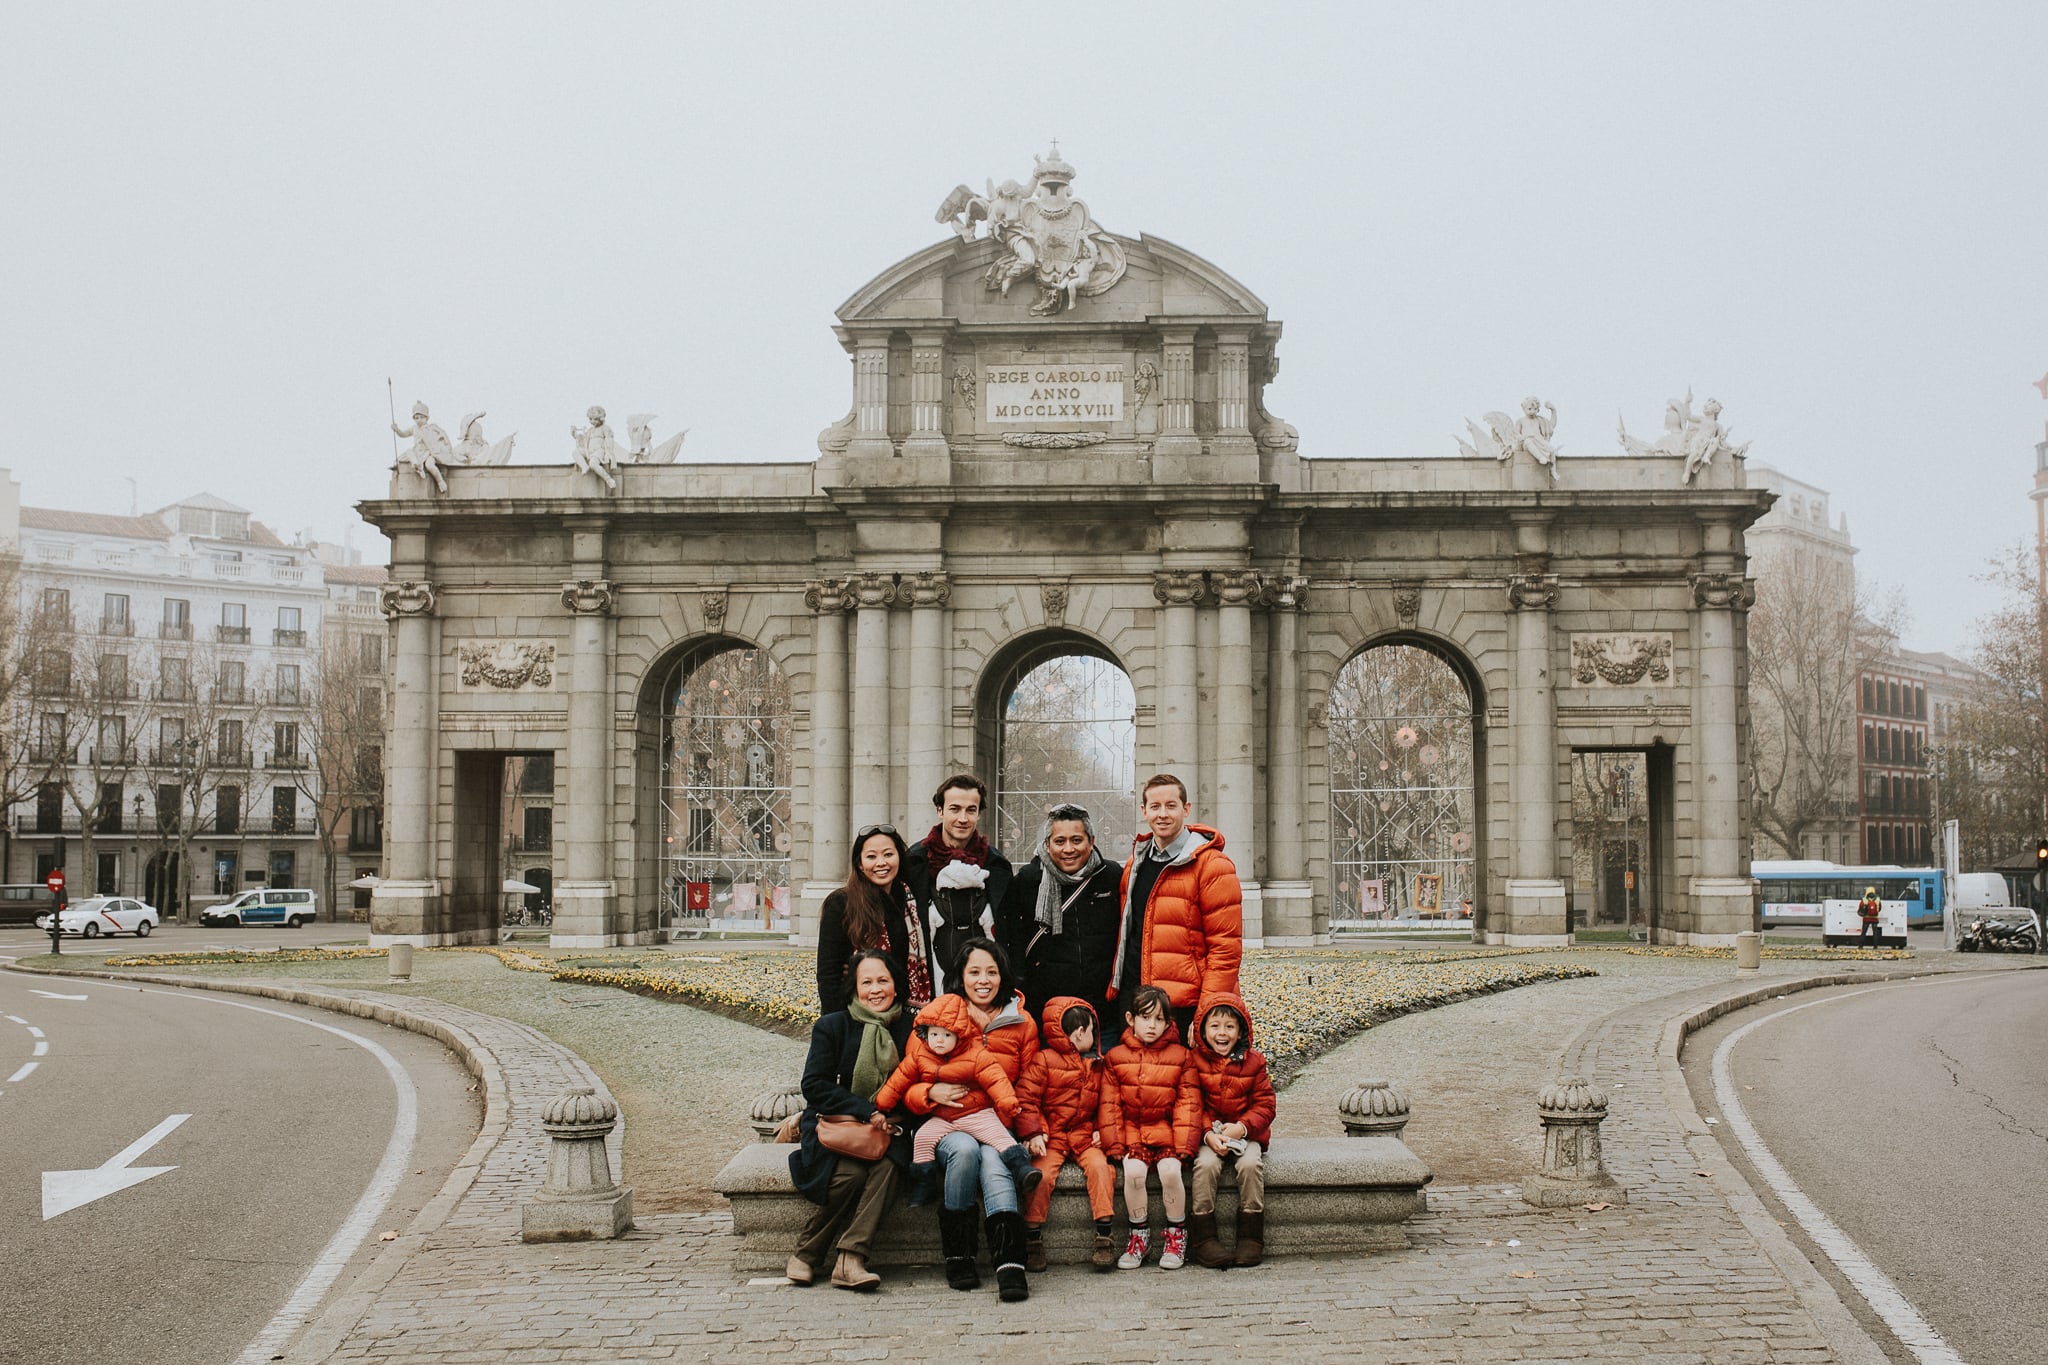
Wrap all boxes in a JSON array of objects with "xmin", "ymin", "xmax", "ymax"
[{"xmin": 847, "ymin": 999, "xmax": 902, "ymax": 1099}]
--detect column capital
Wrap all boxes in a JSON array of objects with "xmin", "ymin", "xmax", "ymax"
[
  {"xmin": 560, "ymin": 579, "xmax": 616, "ymax": 615},
  {"xmin": 904, "ymin": 570, "xmax": 951, "ymax": 608},
  {"xmin": 1215, "ymin": 569, "xmax": 1263, "ymax": 606},
  {"xmin": 1153, "ymin": 569, "xmax": 1210, "ymax": 607},
  {"xmin": 1691, "ymin": 573, "xmax": 1756, "ymax": 610},
  {"xmin": 1506, "ymin": 573, "xmax": 1560, "ymax": 612},
  {"xmin": 850, "ymin": 571, "xmax": 898, "ymax": 609},
  {"xmin": 803, "ymin": 577, "xmax": 854, "ymax": 613},
  {"xmin": 380, "ymin": 580, "xmax": 437, "ymax": 619},
  {"xmin": 1262, "ymin": 575, "xmax": 1309, "ymax": 612}
]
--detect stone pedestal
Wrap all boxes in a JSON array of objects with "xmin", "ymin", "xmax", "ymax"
[
  {"xmin": 1261, "ymin": 881, "xmax": 1317, "ymax": 946},
  {"xmin": 1735, "ymin": 929, "xmax": 1761, "ymax": 972},
  {"xmin": 1523, "ymin": 1076, "xmax": 1626, "ymax": 1208},
  {"xmin": 523, "ymin": 1087, "xmax": 634, "ymax": 1242},
  {"xmin": 1502, "ymin": 879, "xmax": 1569, "ymax": 946},
  {"xmin": 1337, "ymin": 1078, "xmax": 1411, "ymax": 1139},
  {"xmin": 550, "ymin": 879, "xmax": 617, "ymax": 949},
  {"xmin": 368, "ymin": 880, "xmax": 445, "ymax": 946},
  {"xmin": 1686, "ymin": 877, "xmax": 1757, "ymax": 945}
]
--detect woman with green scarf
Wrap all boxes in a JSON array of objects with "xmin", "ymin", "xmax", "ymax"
[{"xmin": 787, "ymin": 949, "xmax": 917, "ymax": 1291}]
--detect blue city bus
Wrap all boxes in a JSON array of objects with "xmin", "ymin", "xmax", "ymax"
[{"xmin": 1753, "ymin": 861, "xmax": 1944, "ymax": 929}]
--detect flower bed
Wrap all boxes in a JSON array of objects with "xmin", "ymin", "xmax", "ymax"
[{"xmin": 105, "ymin": 947, "xmax": 388, "ymax": 968}]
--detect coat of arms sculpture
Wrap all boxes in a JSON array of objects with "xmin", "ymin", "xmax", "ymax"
[{"xmin": 936, "ymin": 144, "xmax": 1128, "ymax": 316}]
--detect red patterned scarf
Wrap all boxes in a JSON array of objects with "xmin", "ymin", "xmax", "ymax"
[{"xmin": 922, "ymin": 825, "xmax": 990, "ymax": 873}]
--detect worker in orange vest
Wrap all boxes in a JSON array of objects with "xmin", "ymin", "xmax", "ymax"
[{"xmin": 1856, "ymin": 888, "xmax": 1884, "ymax": 947}]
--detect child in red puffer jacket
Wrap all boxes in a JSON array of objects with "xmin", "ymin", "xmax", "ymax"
[
  {"xmin": 1015, "ymin": 996, "xmax": 1119, "ymax": 1272},
  {"xmin": 1185, "ymin": 990, "xmax": 1276, "ymax": 1268}
]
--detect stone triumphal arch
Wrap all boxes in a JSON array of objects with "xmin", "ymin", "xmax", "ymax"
[{"xmin": 363, "ymin": 151, "xmax": 1768, "ymax": 950}]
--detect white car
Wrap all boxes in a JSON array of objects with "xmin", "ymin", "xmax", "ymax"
[{"xmin": 34, "ymin": 896, "xmax": 161, "ymax": 938}]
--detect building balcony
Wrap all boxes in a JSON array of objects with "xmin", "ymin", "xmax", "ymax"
[
  {"xmin": 99, "ymin": 618, "xmax": 134, "ymax": 637},
  {"xmin": 215, "ymin": 746, "xmax": 252, "ymax": 769},
  {"xmin": 159, "ymin": 622, "xmax": 192, "ymax": 641},
  {"xmin": 216, "ymin": 686, "xmax": 249, "ymax": 705},
  {"xmin": 29, "ymin": 742, "xmax": 74, "ymax": 764},
  {"xmin": 273, "ymin": 628, "xmax": 307, "ymax": 648},
  {"xmin": 94, "ymin": 682, "xmax": 139, "ymax": 701},
  {"xmin": 266, "ymin": 752, "xmax": 308, "ymax": 770},
  {"xmin": 91, "ymin": 744, "xmax": 138, "ymax": 765},
  {"xmin": 216, "ymin": 625, "xmax": 250, "ymax": 644},
  {"xmin": 509, "ymin": 834, "xmax": 553, "ymax": 854},
  {"xmin": 13, "ymin": 812, "xmax": 83, "ymax": 835},
  {"xmin": 267, "ymin": 814, "xmax": 319, "ymax": 835},
  {"xmin": 154, "ymin": 684, "xmax": 196, "ymax": 703}
]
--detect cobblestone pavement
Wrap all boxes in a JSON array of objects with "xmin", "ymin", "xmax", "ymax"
[{"xmin": 275, "ymin": 953, "xmax": 1983, "ymax": 1365}]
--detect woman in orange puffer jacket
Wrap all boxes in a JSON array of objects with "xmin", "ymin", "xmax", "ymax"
[
  {"xmin": 870, "ymin": 994, "xmax": 1040, "ymax": 1206},
  {"xmin": 1098, "ymin": 985, "xmax": 1202, "ymax": 1270},
  {"xmin": 1014, "ymin": 997, "xmax": 1119, "ymax": 1272}
]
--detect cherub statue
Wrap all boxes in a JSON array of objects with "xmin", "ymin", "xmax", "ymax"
[
  {"xmin": 1514, "ymin": 397, "xmax": 1561, "ymax": 478},
  {"xmin": 570, "ymin": 405, "xmax": 621, "ymax": 491},
  {"xmin": 390, "ymin": 401, "xmax": 452, "ymax": 495},
  {"xmin": 456, "ymin": 412, "xmax": 517, "ymax": 466},
  {"xmin": 1681, "ymin": 398, "xmax": 1750, "ymax": 483},
  {"xmin": 1455, "ymin": 397, "xmax": 1561, "ymax": 481},
  {"xmin": 624, "ymin": 414, "xmax": 687, "ymax": 464}
]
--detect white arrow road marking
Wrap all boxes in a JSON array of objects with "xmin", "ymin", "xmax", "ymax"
[
  {"xmin": 42, "ymin": 1113, "xmax": 191, "ymax": 1220},
  {"xmin": 29, "ymin": 991, "xmax": 88, "ymax": 1001}
]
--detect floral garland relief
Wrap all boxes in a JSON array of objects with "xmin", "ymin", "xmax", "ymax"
[
  {"xmin": 1569, "ymin": 633, "xmax": 1673, "ymax": 687},
  {"xmin": 457, "ymin": 641, "xmax": 557, "ymax": 691}
]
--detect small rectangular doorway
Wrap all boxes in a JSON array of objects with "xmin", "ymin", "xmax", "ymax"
[{"xmin": 1569, "ymin": 747, "xmax": 1673, "ymax": 938}]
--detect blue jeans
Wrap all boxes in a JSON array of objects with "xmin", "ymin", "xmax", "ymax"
[{"xmin": 935, "ymin": 1129, "xmax": 1017, "ymax": 1215}]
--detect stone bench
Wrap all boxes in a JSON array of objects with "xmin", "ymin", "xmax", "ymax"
[{"xmin": 712, "ymin": 1135, "xmax": 1432, "ymax": 1272}]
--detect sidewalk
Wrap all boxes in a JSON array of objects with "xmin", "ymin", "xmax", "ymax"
[{"xmin": 30, "ymin": 950, "xmax": 1999, "ymax": 1363}]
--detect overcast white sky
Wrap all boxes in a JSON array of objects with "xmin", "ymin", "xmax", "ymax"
[{"xmin": 4, "ymin": 4, "xmax": 2042, "ymax": 653}]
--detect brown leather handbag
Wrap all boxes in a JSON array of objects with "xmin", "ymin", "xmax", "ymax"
[{"xmin": 815, "ymin": 1114, "xmax": 893, "ymax": 1162}]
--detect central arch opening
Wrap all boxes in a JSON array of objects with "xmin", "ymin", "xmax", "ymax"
[{"xmin": 979, "ymin": 636, "xmax": 1137, "ymax": 859}]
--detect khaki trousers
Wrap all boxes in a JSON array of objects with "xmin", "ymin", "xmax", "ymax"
[
  {"xmin": 793, "ymin": 1155, "xmax": 900, "ymax": 1267},
  {"xmin": 1190, "ymin": 1139, "xmax": 1265, "ymax": 1215}
]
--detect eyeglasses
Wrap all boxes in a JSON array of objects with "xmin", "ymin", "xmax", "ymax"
[
  {"xmin": 854, "ymin": 824, "xmax": 898, "ymax": 841},
  {"xmin": 1045, "ymin": 803, "xmax": 1091, "ymax": 821}
]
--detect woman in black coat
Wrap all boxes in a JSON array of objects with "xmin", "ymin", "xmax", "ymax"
[
  {"xmin": 787, "ymin": 949, "xmax": 917, "ymax": 1291},
  {"xmin": 995, "ymin": 802, "xmax": 1124, "ymax": 1027},
  {"xmin": 816, "ymin": 825, "xmax": 938, "ymax": 1015}
]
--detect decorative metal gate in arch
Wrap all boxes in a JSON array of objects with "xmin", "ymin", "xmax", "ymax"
[
  {"xmin": 991, "ymin": 650, "xmax": 1138, "ymax": 859},
  {"xmin": 658, "ymin": 644, "xmax": 793, "ymax": 931},
  {"xmin": 1327, "ymin": 643, "xmax": 1477, "ymax": 927}
]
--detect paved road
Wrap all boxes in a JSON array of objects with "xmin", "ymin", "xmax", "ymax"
[
  {"xmin": 0, "ymin": 920, "xmax": 374, "ymax": 962},
  {"xmin": 0, "ymin": 970, "xmax": 479, "ymax": 1365},
  {"xmin": 1688, "ymin": 969, "xmax": 2048, "ymax": 1365}
]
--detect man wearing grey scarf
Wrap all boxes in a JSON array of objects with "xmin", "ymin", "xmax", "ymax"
[{"xmin": 996, "ymin": 802, "xmax": 1124, "ymax": 1025}]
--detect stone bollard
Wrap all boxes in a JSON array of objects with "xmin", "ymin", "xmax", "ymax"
[
  {"xmin": 748, "ymin": 1084, "xmax": 804, "ymax": 1140},
  {"xmin": 1735, "ymin": 930, "xmax": 1761, "ymax": 973},
  {"xmin": 387, "ymin": 942, "xmax": 413, "ymax": 981},
  {"xmin": 522, "ymin": 1087, "xmax": 634, "ymax": 1241},
  {"xmin": 1523, "ymin": 1076, "xmax": 1626, "ymax": 1208},
  {"xmin": 1336, "ymin": 1078, "xmax": 1411, "ymax": 1139}
]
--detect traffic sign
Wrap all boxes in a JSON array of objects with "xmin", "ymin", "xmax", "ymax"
[{"xmin": 44, "ymin": 870, "xmax": 64, "ymax": 895}]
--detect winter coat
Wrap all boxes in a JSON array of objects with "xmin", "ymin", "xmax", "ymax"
[
  {"xmin": 787, "ymin": 1007, "xmax": 917, "ymax": 1204},
  {"xmin": 1099, "ymin": 1020, "xmax": 1201, "ymax": 1160},
  {"xmin": 967, "ymin": 989, "xmax": 1040, "ymax": 1087},
  {"xmin": 1187, "ymin": 991, "xmax": 1277, "ymax": 1148},
  {"xmin": 1014, "ymin": 996, "xmax": 1105, "ymax": 1153},
  {"xmin": 903, "ymin": 836, "xmax": 1014, "ymax": 989},
  {"xmin": 871, "ymin": 995, "xmax": 1020, "ymax": 1123},
  {"xmin": 997, "ymin": 856, "xmax": 1122, "ymax": 1026},
  {"xmin": 1114, "ymin": 824, "xmax": 1243, "ymax": 1012},
  {"xmin": 815, "ymin": 885, "xmax": 935, "ymax": 1015}
]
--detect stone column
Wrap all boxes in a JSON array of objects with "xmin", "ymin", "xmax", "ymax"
[
  {"xmin": 905, "ymin": 571, "xmax": 951, "ymax": 829},
  {"xmin": 554, "ymin": 577, "xmax": 617, "ymax": 948},
  {"xmin": 370, "ymin": 579, "xmax": 441, "ymax": 945},
  {"xmin": 1503, "ymin": 552, "xmax": 1567, "ymax": 945},
  {"xmin": 1214, "ymin": 569, "xmax": 1262, "ymax": 945},
  {"xmin": 848, "ymin": 340, "xmax": 893, "ymax": 459},
  {"xmin": 849, "ymin": 571, "xmax": 897, "ymax": 831},
  {"xmin": 1690, "ymin": 561, "xmax": 1756, "ymax": 944},
  {"xmin": 1153, "ymin": 570, "xmax": 1206, "ymax": 773},
  {"xmin": 903, "ymin": 334, "xmax": 948, "ymax": 460},
  {"xmin": 1212, "ymin": 329, "xmax": 1258, "ymax": 472},
  {"xmin": 1156, "ymin": 329, "xmax": 1200, "ymax": 458},
  {"xmin": 1262, "ymin": 576, "xmax": 1317, "ymax": 945},
  {"xmin": 796, "ymin": 578, "xmax": 851, "ymax": 946}
]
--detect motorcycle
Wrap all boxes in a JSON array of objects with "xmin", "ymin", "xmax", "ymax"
[{"xmin": 1959, "ymin": 917, "xmax": 2040, "ymax": 953}]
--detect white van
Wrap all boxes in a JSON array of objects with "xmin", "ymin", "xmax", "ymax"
[
  {"xmin": 199, "ymin": 888, "xmax": 319, "ymax": 928},
  {"xmin": 1950, "ymin": 873, "xmax": 2011, "ymax": 917}
]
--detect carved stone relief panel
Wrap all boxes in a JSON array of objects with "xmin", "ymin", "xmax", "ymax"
[
  {"xmin": 454, "ymin": 639, "xmax": 559, "ymax": 693},
  {"xmin": 1568, "ymin": 633, "xmax": 1674, "ymax": 687}
]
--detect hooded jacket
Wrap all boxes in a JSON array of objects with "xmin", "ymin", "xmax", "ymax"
[
  {"xmin": 870, "ymin": 994, "xmax": 1021, "ymax": 1124},
  {"xmin": 1099, "ymin": 1018, "xmax": 1201, "ymax": 1159},
  {"xmin": 1188, "ymin": 991, "xmax": 1277, "ymax": 1147},
  {"xmin": 1014, "ymin": 996, "xmax": 1106, "ymax": 1152},
  {"xmin": 1112, "ymin": 823, "xmax": 1243, "ymax": 1011}
]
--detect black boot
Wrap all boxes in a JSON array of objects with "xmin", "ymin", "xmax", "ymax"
[
  {"xmin": 999, "ymin": 1144, "xmax": 1044, "ymax": 1199},
  {"xmin": 938, "ymin": 1207, "xmax": 981, "ymax": 1291},
  {"xmin": 906, "ymin": 1160, "xmax": 941, "ymax": 1207},
  {"xmin": 988, "ymin": 1210, "xmax": 1030, "ymax": 1302}
]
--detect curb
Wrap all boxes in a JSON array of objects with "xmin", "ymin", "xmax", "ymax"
[{"xmin": 4, "ymin": 960, "xmax": 520, "ymax": 1363}]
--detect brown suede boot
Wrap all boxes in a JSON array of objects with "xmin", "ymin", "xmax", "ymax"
[
  {"xmin": 830, "ymin": 1250, "xmax": 880, "ymax": 1291},
  {"xmin": 1090, "ymin": 1231, "xmax": 1117, "ymax": 1272},
  {"xmin": 1025, "ymin": 1225, "xmax": 1048, "ymax": 1273},
  {"xmin": 1189, "ymin": 1211, "xmax": 1230, "ymax": 1269},
  {"xmin": 1232, "ymin": 1210, "xmax": 1265, "ymax": 1267}
]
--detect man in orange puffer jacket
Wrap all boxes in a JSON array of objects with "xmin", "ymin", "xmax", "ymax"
[
  {"xmin": 1186, "ymin": 990, "xmax": 1276, "ymax": 1269},
  {"xmin": 1111, "ymin": 773, "xmax": 1244, "ymax": 1038}
]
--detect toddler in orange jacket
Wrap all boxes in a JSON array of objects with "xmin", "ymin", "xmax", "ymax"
[{"xmin": 871, "ymin": 994, "xmax": 1041, "ymax": 1204}]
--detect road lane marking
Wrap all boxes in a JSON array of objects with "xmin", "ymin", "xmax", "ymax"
[
  {"xmin": 31, "ymin": 1040, "xmax": 47, "ymax": 1056},
  {"xmin": 27, "ymin": 1026, "xmax": 43, "ymax": 1038},
  {"xmin": 119, "ymin": 987, "xmax": 419, "ymax": 1365},
  {"xmin": 5, "ymin": 1014, "xmax": 26, "ymax": 1024},
  {"xmin": 8, "ymin": 1062, "xmax": 38, "ymax": 1082},
  {"xmin": 42, "ymin": 1113, "xmax": 192, "ymax": 1219},
  {"xmin": 1712, "ymin": 985, "xmax": 1966, "ymax": 1365},
  {"xmin": 29, "ymin": 990, "xmax": 89, "ymax": 1001}
]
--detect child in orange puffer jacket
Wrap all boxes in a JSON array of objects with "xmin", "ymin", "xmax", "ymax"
[
  {"xmin": 1098, "ymin": 985, "xmax": 1201, "ymax": 1270},
  {"xmin": 1015, "ymin": 996, "xmax": 1120, "ymax": 1272},
  {"xmin": 871, "ymin": 994, "xmax": 1042, "ymax": 1204},
  {"xmin": 1186, "ymin": 990, "xmax": 1276, "ymax": 1269}
]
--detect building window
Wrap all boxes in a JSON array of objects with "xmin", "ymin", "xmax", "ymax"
[
  {"xmin": 273, "ymin": 721, "xmax": 300, "ymax": 765},
  {"xmin": 521, "ymin": 754, "xmax": 555, "ymax": 795},
  {"xmin": 219, "ymin": 601, "xmax": 249, "ymax": 644},
  {"xmin": 275, "ymin": 606, "xmax": 305, "ymax": 647},
  {"xmin": 42, "ymin": 587, "xmax": 71, "ymax": 622},
  {"xmin": 102, "ymin": 593, "xmax": 130, "ymax": 634},
  {"xmin": 214, "ymin": 851, "xmax": 239, "ymax": 896},
  {"xmin": 355, "ymin": 744, "xmax": 382, "ymax": 790},
  {"xmin": 1861, "ymin": 677, "xmax": 1873, "ymax": 711},
  {"xmin": 349, "ymin": 806, "xmax": 383, "ymax": 852},
  {"xmin": 359, "ymin": 633, "xmax": 383, "ymax": 671},
  {"xmin": 36, "ymin": 782, "xmax": 63, "ymax": 833},
  {"xmin": 97, "ymin": 653, "xmax": 129, "ymax": 699},
  {"xmin": 37, "ymin": 713, "xmax": 67, "ymax": 763},
  {"xmin": 98, "ymin": 781, "xmax": 123, "ymax": 833},
  {"xmin": 217, "ymin": 785, "xmax": 241, "ymax": 835},
  {"xmin": 219, "ymin": 659, "xmax": 246, "ymax": 703},
  {"xmin": 96, "ymin": 851, "xmax": 118, "ymax": 897},
  {"xmin": 98, "ymin": 714, "xmax": 127, "ymax": 759},
  {"xmin": 688, "ymin": 805, "xmax": 714, "ymax": 855},
  {"xmin": 268, "ymin": 848, "xmax": 296, "ymax": 888},
  {"xmin": 159, "ymin": 716, "xmax": 187, "ymax": 761},
  {"xmin": 35, "ymin": 649, "xmax": 69, "ymax": 696},
  {"xmin": 160, "ymin": 654, "xmax": 192, "ymax": 701},
  {"xmin": 275, "ymin": 664, "xmax": 300, "ymax": 704},
  {"xmin": 1915, "ymin": 685, "xmax": 1927, "ymax": 720},
  {"xmin": 156, "ymin": 783, "xmax": 181, "ymax": 833},
  {"xmin": 161, "ymin": 598, "xmax": 191, "ymax": 640},
  {"xmin": 522, "ymin": 805, "xmax": 552, "ymax": 852},
  {"xmin": 217, "ymin": 718, "xmax": 244, "ymax": 765},
  {"xmin": 272, "ymin": 786, "xmax": 298, "ymax": 833}
]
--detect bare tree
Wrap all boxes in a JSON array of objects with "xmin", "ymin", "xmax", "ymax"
[
  {"xmin": 134, "ymin": 638, "xmax": 256, "ymax": 919},
  {"xmin": 24, "ymin": 604, "xmax": 145, "ymax": 893},
  {"xmin": 1948, "ymin": 546, "xmax": 2048, "ymax": 869},
  {"xmin": 1746, "ymin": 554, "xmax": 1901, "ymax": 860},
  {"xmin": 302, "ymin": 624, "xmax": 385, "ymax": 922},
  {"xmin": 0, "ymin": 550, "xmax": 44, "ymax": 873}
]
